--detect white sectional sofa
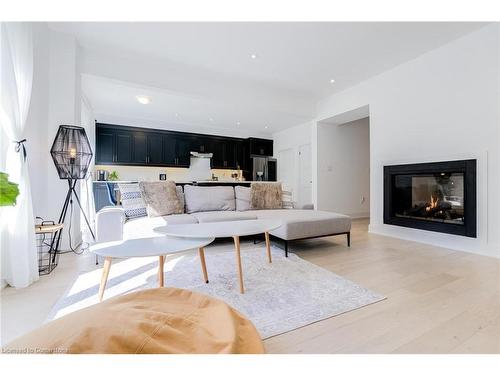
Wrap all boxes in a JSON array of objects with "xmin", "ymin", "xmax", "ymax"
[{"xmin": 95, "ymin": 184, "xmax": 351, "ymax": 257}]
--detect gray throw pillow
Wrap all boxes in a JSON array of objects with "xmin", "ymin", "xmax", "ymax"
[
  {"xmin": 235, "ymin": 186, "xmax": 251, "ymax": 211},
  {"xmin": 184, "ymin": 185, "xmax": 235, "ymax": 213},
  {"xmin": 139, "ymin": 181, "xmax": 183, "ymax": 217}
]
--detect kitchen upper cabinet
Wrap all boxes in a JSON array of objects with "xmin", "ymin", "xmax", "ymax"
[
  {"xmin": 162, "ymin": 134, "xmax": 177, "ymax": 165},
  {"xmin": 147, "ymin": 133, "xmax": 163, "ymax": 165},
  {"xmin": 95, "ymin": 123, "xmax": 273, "ymax": 171},
  {"xmin": 190, "ymin": 135, "xmax": 212, "ymax": 154},
  {"xmin": 234, "ymin": 140, "xmax": 247, "ymax": 170},
  {"xmin": 223, "ymin": 141, "xmax": 237, "ymax": 169},
  {"xmin": 210, "ymin": 139, "xmax": 238, "ymax": 169},
  {"xmin": 210, "ymin": 139, "xmax": 225, "ymax": 168},
  {"xmin": 248, "ymin": 137, "xmax": 273, "ymax": 157},
  {"xmin": 96, "ymin": 128, "xmax": 115, "ymax": 164},
  {"xmin": 132, "ymin": 132, "xmax": 148, "ymax": 164},
  {"xmin": 175, "ymin": 136, "xmax": 191, "ymax": 167},
  {"xmin": 115, "ymin": 132, "xmax": 133, "ymax": 163}
]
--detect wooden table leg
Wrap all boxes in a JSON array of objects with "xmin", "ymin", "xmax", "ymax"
[
  {"xmin": 98, "ymin": 257, "xmax": 112, "ymax": 302},
  {"xmin": 158, "ymin": 255, "xmax": 165, "ymax": 287},
  {"xmin": 265, "ymin": 232, "xmax": 272, "ymax": 263},
  {"xmin": 198, "ymin": 247, "xmax": 209, "ymax": 283},
  {"xmin": 233, "ymin": 236, "xmax": 244, "ymax": 294}
]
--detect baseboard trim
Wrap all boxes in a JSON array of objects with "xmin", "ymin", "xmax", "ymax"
[{"xmin": 368, "ymin": 223, "xmax": 499, "ymax": 259}]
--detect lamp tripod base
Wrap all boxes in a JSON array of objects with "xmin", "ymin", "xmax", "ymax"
[{"xmin": 51, "ymin": 179, "xmax": 96, "ymax": 263}]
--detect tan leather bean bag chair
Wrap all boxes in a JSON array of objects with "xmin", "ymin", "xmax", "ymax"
[{"xmin": 4, "ymin": 288, "xmax": 264, "ymax": 354}]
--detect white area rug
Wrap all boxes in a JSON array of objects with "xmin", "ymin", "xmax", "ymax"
[{"xmin": 48, "ymin": 246, "xmax": 385, "ymax": 338}]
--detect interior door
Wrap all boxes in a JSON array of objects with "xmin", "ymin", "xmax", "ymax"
[
  {"xmin": 277, "ymin": 148, "xmax": 294, "ymax": 193},
  {"xmin": 298, "ymin": 143, "xmax": 312, "ymax": 206}
]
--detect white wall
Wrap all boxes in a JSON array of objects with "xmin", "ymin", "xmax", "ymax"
[
  {"xmin": 317, "ymin": 117, "xmax": 370, "ymax": 218},
  {"xmin": 45, "ymin": 29, "xmax": 83, "ymax": 248},
  {"xmin": 314, "ymin": 24, "xmax": 500, "ymax": 258},
  {"xmin": 273, "ymin": 121, "xmax": 313, "ymax": 206},
  {"xmin": 21, "ymin": 25, "xmax": 84, "ymax": 250}
]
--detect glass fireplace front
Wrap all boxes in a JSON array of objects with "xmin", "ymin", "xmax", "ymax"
[
  {"xmin": 393, "ymin": 172, "xmax": 465, "ymax": 224},
  {"xmin": 384, "ymin": 160, "xmax": 476, "ymax": 237}
]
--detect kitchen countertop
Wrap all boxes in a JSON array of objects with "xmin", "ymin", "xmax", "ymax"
[{"xmin": 93, "ymin": 180, "xmax": 275, "ymax": 184}]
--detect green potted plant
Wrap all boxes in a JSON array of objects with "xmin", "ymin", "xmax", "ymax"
[
  {"xmin": 107, "ymin": 171, "xmax": 119, "ymax": 181},
  {"xmin": 0, "ymin": 172, "xmax": 20, "ymax": 206}
]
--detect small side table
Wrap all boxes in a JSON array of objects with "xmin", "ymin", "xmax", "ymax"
[{"xmin": 35, "ymin": 221, "xmax": 64, "ymax": 275}]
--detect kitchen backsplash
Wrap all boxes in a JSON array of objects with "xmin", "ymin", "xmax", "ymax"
[{"xmin": 94, "ymin": 165, "xmax": 243, "ymax": 182}]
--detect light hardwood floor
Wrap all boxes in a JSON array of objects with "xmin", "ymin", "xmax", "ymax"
[{"xmin": 1, "ymin": 219, "xmax": 499, "ymax": 353}]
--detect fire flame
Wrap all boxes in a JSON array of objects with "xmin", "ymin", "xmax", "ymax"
[{"xmin": 426, "ymin": 194, "xmax": 439, "ymax": 212}]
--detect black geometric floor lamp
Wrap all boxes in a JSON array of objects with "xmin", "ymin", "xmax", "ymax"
[{"xmin": 50, "ymin": 125, "xmax": 95, "ymax": 256}]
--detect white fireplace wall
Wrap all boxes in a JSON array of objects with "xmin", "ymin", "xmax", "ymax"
[{"xmin": 314, "ymin": 24, "xmax": 500, "ymax": 258}]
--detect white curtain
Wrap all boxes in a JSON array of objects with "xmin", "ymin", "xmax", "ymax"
[{"xmin": 0, "ymin": 22, "xmax": 38, "ymax": 288}]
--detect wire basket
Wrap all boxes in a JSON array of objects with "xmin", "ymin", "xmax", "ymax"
[{"xmin": 35, "ymin": 220, "xmax": 61, "ymax": 275}]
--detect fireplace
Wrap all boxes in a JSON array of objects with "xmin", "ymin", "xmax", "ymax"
[{"xmin": 384, "ymin": 159, "xmax": 476, "ymax": 237}]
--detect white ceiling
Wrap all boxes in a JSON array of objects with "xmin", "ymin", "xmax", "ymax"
[{"xmin": 49, "ymin": 22, "xmax": 487, "ymax": 135}]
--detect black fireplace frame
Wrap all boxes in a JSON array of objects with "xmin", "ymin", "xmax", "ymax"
[{"xmin": 384, "ymin": 159, "xmax": 476, "ymax": 237}]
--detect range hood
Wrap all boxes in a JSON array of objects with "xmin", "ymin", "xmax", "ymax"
[
  {"xmin": 188, "ymin": 151, "xmax": 213, "ymax": 181},
  {"xmin": 190, "ymin": 151, "xmax": 213, "ymax": 158}
]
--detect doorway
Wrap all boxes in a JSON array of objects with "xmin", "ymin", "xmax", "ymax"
[{"xmin": 298, "ymin": 144, "xmax": 312, "ymax": 206}]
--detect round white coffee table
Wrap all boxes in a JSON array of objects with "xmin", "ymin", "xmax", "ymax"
[
  {"xmin": 90, "ymin": 236, "xmax": 214, "ymax": 301},
  {"xmin": 154, "ymin": 219, "xmax": 282, "ymax": 294}
]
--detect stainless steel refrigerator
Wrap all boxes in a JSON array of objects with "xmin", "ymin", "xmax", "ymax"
[{"xmin": 251, "ymin": 156, "xmax": 277, "ymax": 181}]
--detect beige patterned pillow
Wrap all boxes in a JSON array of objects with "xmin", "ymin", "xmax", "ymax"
[
  {"xmin": 250, "ymin": 182, "xmax": 283, "ymax": 210},
  {"xmin": 282, "ymin": 190, "xmax": 294, "ymax": 209},
  {"xmin": 138, "ymin": 181, "xmax": 183, "ymax": 217}
]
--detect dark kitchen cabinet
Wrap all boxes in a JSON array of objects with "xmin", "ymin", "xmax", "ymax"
[
  {"xmin": 95, "ymin": 123, "xmax": 273, "ymax": 171},
  {"xmin": 224, "ymin": 141, "xmax": 236, "ymax": 169},
  {"xmin": 235, "ymin": 140, "xmax": 247, "ymax": 170},
  {"xmin": 190, "ymin": 135, "xmax": 212, "ymax": 154},
  {"xmin": 211, "ymin": 139, "xmax": 238, "ymax": 169},
  {"xmin": 132, "ymin": 132, "xmax": 148, "ymax": 164},
  {"xmin": 163, "ymin": 134, "xmax": 177, "ymax": 165},
  {"xmin": 175, "ymin": 136, "xmax": 191, "ymax": 167},
  {"xmin": 96, "ymin": 128, "xmax": 115, "ymax": 164},
  {"xmin": 210, "ymin": 139, "xmax": 224, "ymax": 168},
  {"xmin": 147, "ymin": 133, "xmax": 163, "ymax": 164},
  {"xmin": 115, "ymin": 132, "xmax": 133, "ymax": 163},
  {"xmin": 248, "ymin": 137, "xmax": 273, "ymax": 157}
]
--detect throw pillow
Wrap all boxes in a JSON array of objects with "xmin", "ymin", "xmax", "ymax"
[
  {"xmin": 184, "ymin": 185, "xmax": 236, "ymax": 213},
  {"xmin": 118, "ymin": 183, "xmax": 147, "ymax": 220},
  {"xmin": 235, "ymin": 186, "xmax": 251, "ymax": 211},
  {"xmin": 282, "ymin": 190, "xmax": 294, "ymax": 209},
  {"xmin": 176, "ymin": 185, "xmax": 185, "ymax": 213},
  {"xmin": 139, "ymin": 181, "xmax": 183, "ymax": 217},
  {"xmin": 250, "ymin": 182, "xmax": 283, "ymax": 210}
]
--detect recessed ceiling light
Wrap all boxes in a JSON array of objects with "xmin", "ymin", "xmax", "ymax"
[
  {"xmin": 175, "ymin": 113, "xmax": 179, "ymax": 117},
  {"xmin": 136, "ymin": 95, "xmax": 151, "ymax": 104},
  {"xmin": 236, "ymin": 121, "xmax": 241, "ymax": 126},
  {"xmin": 265, "ymin": 125, "xmax": 268, "ymax": 129},
  {"xmin": 251, "ymin": 54, "xmax": 257, "ymax": 59},
  {"xmin": 209, "ymin": 118, "xmax": 214, "ymax": 122},
  {"xmin": 330, "ymin": 79, "xmax": 336, "ymax": 84}
]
